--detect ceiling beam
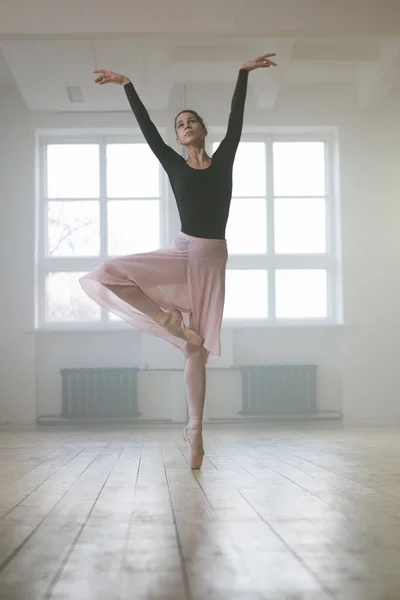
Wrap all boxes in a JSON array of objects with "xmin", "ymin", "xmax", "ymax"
[
  {"xmin": 357, "ymin": 37, "xmax": 400, "ymax": 107},
  {"xmin": 252, "ymin": 39, "xmax": 295, "ymax": 108}
]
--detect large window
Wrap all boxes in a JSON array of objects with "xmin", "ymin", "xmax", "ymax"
[
  {"xmin": 212, "ymin": 134, "xmax": 340, "ymax": 324},
  {"xmin": 36, "ymin": 131, "xmax": 340, "ymax": 328},
  {"xmin": 37, "ymin": 135, "xmax": 164, "ymax": 327}
]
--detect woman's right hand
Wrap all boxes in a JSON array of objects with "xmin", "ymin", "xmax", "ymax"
[{"xmin": 93, "ymin": 69, "xmax": 131, "ymax": 86}]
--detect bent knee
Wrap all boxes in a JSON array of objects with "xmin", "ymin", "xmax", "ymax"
[
  {"xmin": 99, "ymin": 259, "xmax": 121, "ymax": 278},
  {"xmin": 95, "ymin": 260, "xmax": 137, "ymax": 287}
]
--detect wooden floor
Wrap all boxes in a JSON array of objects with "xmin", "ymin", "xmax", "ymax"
[{"xmin": 1, "ymin": 424, "xmax": 400, "ymax": 600}]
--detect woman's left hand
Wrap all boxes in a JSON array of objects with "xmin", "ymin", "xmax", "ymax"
[{"xmin": 242, "ymin": 53, "xmax": 277, "ymax": 72}]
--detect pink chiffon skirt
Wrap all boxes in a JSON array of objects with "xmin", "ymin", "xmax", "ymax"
[{"xmin": 79, "ymin": 232, "xmax": 228, "ymax": 361}]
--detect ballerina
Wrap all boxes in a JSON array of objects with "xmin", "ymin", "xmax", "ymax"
[{"xmin": 80, "ymin": 52, "xmax": 277, "ymax": 468}]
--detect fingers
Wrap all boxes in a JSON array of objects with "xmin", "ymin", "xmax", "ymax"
[
  {"xmin": 93, "ymin": 69, "xmax": 113, "ymax": 84},
  {"xmin": 257, "ymin": 61, "xmax": 277, "ymax": 68},
  {"xmin": 252, "ymin": 53, "xmax": 278, "ymax": 68},
  {"xmin": 259, "ymin": 56, "xmax": 278, "ymax": 67},
  {"xmin": 93, "ymin": 69, "xmax": 109, "ymax": 78},
  {"xmin": 256, "ymin": 53, "xmax": 276, "ymax": 61}
]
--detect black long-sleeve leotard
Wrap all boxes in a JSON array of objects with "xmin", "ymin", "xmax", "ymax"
[{"xmin": 123, "ymin": 69, "xmax": 248, "ymax": 239}]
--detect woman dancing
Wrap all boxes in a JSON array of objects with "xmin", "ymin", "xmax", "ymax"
[{"xmin": 80, "ymin": 53, "xmax": 277, "ymax": 469}]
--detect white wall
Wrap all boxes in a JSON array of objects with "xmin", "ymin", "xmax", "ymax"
[
  {"xmin": 0, "ymin": 80, "xmax": 36, "ymax": 424},
  {"xmin": 340, "ymin": 118, "xmax": 400, "ymax": 424},
  {"xmin": 1, "ymin": 76, "xmax": 400, "ymax": 425}
]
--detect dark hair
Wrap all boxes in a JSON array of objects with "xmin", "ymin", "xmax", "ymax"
[{"xmin": 174, "ymin": 110, "xmax": 206, "ymax": 133}]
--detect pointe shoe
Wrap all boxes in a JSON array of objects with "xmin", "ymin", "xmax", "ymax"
[
  {"xmin": 157, "ymin": 309, "xmax": 204, "ymax": 346},
  {"xmin": 183, "ymin": 425, "xmax": 204, "ymax": 470}
]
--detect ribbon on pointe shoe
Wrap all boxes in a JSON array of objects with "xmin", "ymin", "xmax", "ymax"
[{"xmin": 183, "ymin": 418, "xmax": 204, "ymax": 470}]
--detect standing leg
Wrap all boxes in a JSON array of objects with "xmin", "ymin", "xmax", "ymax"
[
  {"xmin": 183, "ymin": 344, "xmax": 208, "ymax": 469},
  {"xmin": 104, "ymin": 284, "xmax": 203, "ymax": 345}
]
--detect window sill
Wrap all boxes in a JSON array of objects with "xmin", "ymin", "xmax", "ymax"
[{"xmin": 25, "ymin": 322, "xmax": 351, "ymax": 334}]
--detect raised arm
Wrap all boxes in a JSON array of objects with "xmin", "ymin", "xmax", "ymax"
[
  {"xmin": 217, "ymin": 53, "xmax": 277, "ymax": 155},
  {"xmin": 94, "ymin": 69, "xmax": 179, "ymax": 168},
  {"xmin": 220, "ymin": 68, "xmax": 249, "ymax": 150}
]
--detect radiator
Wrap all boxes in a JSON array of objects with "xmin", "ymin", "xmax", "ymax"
[
  {"xmin": 239, "ymin": 365, "xmax": 317, "ymax": 416},
  {"xmin": 60, "ymin": 368, "xmax": 140, "ymax": 419},
  {"xmin": 59, "ymin": 365, "xmax": 317, "ymax": 421}
]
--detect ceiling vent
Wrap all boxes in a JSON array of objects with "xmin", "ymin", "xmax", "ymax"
[{"xmin": 66, "ymin": 86, "xmax": 84, "ymax": 103}]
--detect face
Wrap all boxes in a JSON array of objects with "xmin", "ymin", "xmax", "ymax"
[{"xmin": 175, "ymin": 112, "xmax": 207, "ymax": 146}]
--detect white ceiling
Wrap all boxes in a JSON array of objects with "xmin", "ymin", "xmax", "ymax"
[
  {"xmin": 0, "ymin": 0, "xmax": 399, "ymax": 112},
  {"xmin": 1, "ymin": 0, "xmax": 399, "ymax": 36}
]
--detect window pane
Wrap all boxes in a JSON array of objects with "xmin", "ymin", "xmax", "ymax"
[
  {"xmin": 107, "ymin": 144, "xmax": 160, "ymax": 198},
  {"xmin": 274, "ymin": 198, "xmax": 326, "ymax": 254},
  {"xmin": 273, "ymin": 142, "xmax": 325, "ymax": 196},
  {"xmin": 108, "ymin": 200, "xmax": 160, "ymax": 255},
  {"xmin": 47, "ymin": 144, "xmax": 99, "ymax": 198},
  {"xmin": 47, "ymin": 201, "xmax": 100, "ymax": 257},
  {"xmin": 227, "ymin": 198, "xmax": 266, "ymax": 254},
  {"xmin": 214, "ymin": 142, "xmax": 266, "ymax": 197},
  {"xmin": 46, "ymin": 272, "xmax": 100, "ymax": 322},
  {"xmin": 224, "ymin": 270, "xmax": 268, "ymax": 318},
  {"xmin": 276, "ymin": 269, "xmax": 327, "ymax": 318}
]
